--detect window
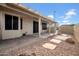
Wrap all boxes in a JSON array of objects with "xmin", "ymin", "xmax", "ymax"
[
  {"xmin": 5, "ymin": 14, "xmax": 19, "ymax": 30},
  {"xmin": 13, "ymin": 16, "xmax": 18, "ymax": 30},
  {"xmin": 20, "ymin": 18, "xmax": 23, "ymax": 29},
  {"xmin": 42, "ymin": 23, "xmax": 47, "ymax": 30},
  {"xmin": 5, "ymin": 14, "xmax": 12, "ymax": 30}
]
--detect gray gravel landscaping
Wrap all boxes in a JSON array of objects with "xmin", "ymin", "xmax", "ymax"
[{"xmin": 0, "ymin": 34, "xmax": 79, "ymax": 56}]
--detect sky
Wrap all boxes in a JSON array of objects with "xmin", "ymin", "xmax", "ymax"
[{"xmin": 22, "ymin": 3, "xmax": 79, "ymax": 25}]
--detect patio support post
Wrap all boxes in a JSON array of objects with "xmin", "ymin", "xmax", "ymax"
[
  {"xmin": 18, "ymin": 16, "xmax": 20, "ymax": 30},
  {"xmin": 54, "ymin": 23, "xmax": 57, "ymax": 32},
  {"xmin": 38, "ymin": 17, "xmax": 42, "ymax": 37}
]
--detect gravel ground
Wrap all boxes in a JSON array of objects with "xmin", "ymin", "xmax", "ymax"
[
  {"xmin": 19, "ymin": 38, "xmax": 79, "ymax": 56},
  {"xmin": 0, "ymin": 35, "xmax": 79, "ymax": 56}
]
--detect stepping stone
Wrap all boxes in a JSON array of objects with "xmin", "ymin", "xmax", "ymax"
[
  {"xmin": 54, "ymin": 35, "xmax": 71, "ymax": 41},
  {"xmin": 42, "ymin": 43, "xmax": 57, "ymax": 50},
  {"xmin": 50, "ymin": 39, "xmax": 62, "ymax": 44}
]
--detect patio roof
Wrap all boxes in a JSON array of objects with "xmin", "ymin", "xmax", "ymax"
[{"xmin": 0, "ymin": 3, "xmax": 56, "ymax": 23}]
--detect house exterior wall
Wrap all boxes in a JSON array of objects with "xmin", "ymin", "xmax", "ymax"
[
  {"xmin": 0, "ymin": 8, "xmax": 48, "ymax": 40},
  {"xmin": 22, "ymin": 16, "xmax": 33, "ymax": 35},
  {"xmin": 32, "ymin": 18, "xmax": 47, "ymax": 34},
  {"xmin": 0, "ymin": 4, "xmax": 55, "ymax": 40},
  {"xmin": 0, "ymin": 10, "xmax": 2, "ymax": 39},
  {"xmin": 1, "ymin": 11, "xmax": 22, "ymax": 39},
  {"xmin": 41, "ymin": 20, "xmax": 47, "ymax": 33},
  {"xmin": 42, "ymin": 30, "xmax": 47, "ymax": 33},
  {"xmin": 74, "ymin": 24, "xmax": 79, "ymax": 43},
  {"xmin": 0, "ymin": 8, "xmax": 35, "ymax": 39}
]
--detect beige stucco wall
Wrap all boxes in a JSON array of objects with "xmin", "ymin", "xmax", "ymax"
[
  {"xmin": 0, "ymin": 8, "xmax": 35, "ymax": 39},
  {"xmin": 22, "ymin": 16, "xmax": 33, "ymax": 35},
  {"xmin": 0, "ymin": 8, "xmax": 48, "ymax": 39},
  {"xmin": 74, "ymin": 24, "xmax": 79, "ymax": 43},
  {"xmin": 0, "ymin": 5, "xmax": 53, "ymax": 39},
  {"xmin": 32, "ymin": 19, "xmax": 47, "ymax": 34},
  {"xmin": 1, "ymin": 11, "xmax": 22, "ymax": 39},
  {"xmin": 0, "ymin": 10, "xmax": 2, "ymax": 39},
  {"xmin": 59, "ymin": 25, "xmax": 74, "ymax": 34}
]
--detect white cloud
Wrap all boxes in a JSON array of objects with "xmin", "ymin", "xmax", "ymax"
[
  {"xmin": 48, "ymin": 15, "xmax": 54, "ymax": 18},
  {"xmin": 66, "ymin": 9, "xmax": 76, "ymax": 16},
  {"xmin": 59, "ymin": 9, "xmax": 77, "ymax": 20}
]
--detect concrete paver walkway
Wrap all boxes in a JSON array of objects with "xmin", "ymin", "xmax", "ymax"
[{"xmin": 42, "ymin": 34, "xmax": 72, "ymax": 50}]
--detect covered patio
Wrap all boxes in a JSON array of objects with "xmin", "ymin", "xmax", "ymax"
[{"xmin": 0, "ymin": 3, "xmax": 57, "ymax": 40}]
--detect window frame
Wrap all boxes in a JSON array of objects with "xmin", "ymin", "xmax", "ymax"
[
  {"xmin": 13, "ymin": 16, "xmax": 18, "ymax": 30},
  {"xmin": 20, "ymin": 18, "xmax": 23, "ymax": 30},
  {"xmin": 5, "ymin": 14, "xmax": 12, "ymax": 30},
  {"xmin": 5, "ymin": 14, "xmax": 19, "ymax": 30},
  {"xmin": 42, "ymin": 22, "xmax": 47, "ymax": 30}
]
